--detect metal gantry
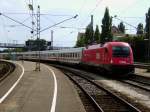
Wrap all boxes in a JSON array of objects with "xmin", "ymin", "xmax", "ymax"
[
  {"xmin": 35, "ymin": 5, "xmax": 41, "ymax": 71},
  {"xmin": 148, "ymin": 16, "xmax": 150, "ymax": 62}
]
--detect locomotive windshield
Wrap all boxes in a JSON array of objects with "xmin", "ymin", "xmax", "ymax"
[{"xmin": 112, "ymin": 46, "xmax": 130, "ymax": 57}]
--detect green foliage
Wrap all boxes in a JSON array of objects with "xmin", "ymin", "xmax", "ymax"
[
  {"xmin": 118, "ymin": 35, "xmax": 144, "ymax": 43},
  {"xmin": 2, "ymin": 48, "xmax": 26, "ymax": 52},
  {"xmin": 94, "ymin": 25, "xmax": 100, "ymax": 43},
  {"xmin": 133, "ymin": 36, "xmax": 144, "ymax": 41},
  {"xmin": 101, "ymin": 7, "xmax": 113, "ymax": 43},
  {"xmin": 4, "ymin": 54, "xmax": 11, "ymax": 60},
  {"xmin": 118, "ymin": 22, "xmax": 125, "ymax": 33},
  {"xmin": 76, "ymin": 35, "xmax": 85, "ymax": 47},
  {"xmin": 137, "ymin": 23, "xmax": 144, "ymax": 35},
  {"xmin": 76, "ymin": 25, "xmax": 101, "ymax": 47},
  {"xmin": 26, "ymin": 38, "xmax": 47, "ymax": 51},
  {"xmin": 145, "ymin": 8, "xmax": 150, "ymax": 39},
  {"xmin": 118, "ymin": 36, "xmax": 132, "ymax": 42},
  {"xmin": 84, "ymin": 23, "xmax": 94, "ymax": 45}
]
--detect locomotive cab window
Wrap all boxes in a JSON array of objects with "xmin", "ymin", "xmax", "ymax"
[{"xmin": 112, "ymin": 46, "xmax": 130, "ymax": 57}]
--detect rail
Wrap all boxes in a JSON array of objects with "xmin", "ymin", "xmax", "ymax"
[{"xmin": 50, "ymin": 64, "xmax": 141, "ymax": 112}]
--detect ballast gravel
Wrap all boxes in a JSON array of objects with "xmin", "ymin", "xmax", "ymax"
[{"xmin": 95, "ymin": 78, "xmax": 150, "ymax": 109}]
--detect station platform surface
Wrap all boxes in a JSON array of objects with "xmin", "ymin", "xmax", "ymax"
[{"xmin": 0, "ymin": 61, "xmax": 86, "ymax": 112}]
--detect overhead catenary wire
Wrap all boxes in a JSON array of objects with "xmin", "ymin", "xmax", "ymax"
[
  {"xmin": 80, "ymin": 0, "xmax": 103, "ymax": 27},
  {"xmin": 90, "ymin": 0, "xmax": 103, "ymax": 14},
  {"xmin": 113, "ymin": 16, "xmax": 137, "ymax": 30},
  {"xmin": 119, "ymin": 16, "xmax": 145, "ymax": 19},
  {"xmin": 22, "ymin": 16, "xmax": 32, "ymax": 24},
  {"xmin": 1, "ymin": 12, "xmax": 74, "ymax": 17},
  {"xmin": 0, "ymin": 13, "xmax": 36, "ymax": 31},
  {"xmin": 120, "ymin": 0, "xmax": 143, "ymax": 15},
  {"xmin": 37, "ymin": 14, "xmax": 78, "ymax": 35},
  {"xmin": 41, "ymin": 15, "xmax": 56, "ymax": 24},
  {"xmin": 6, "ymin": 16, "xmax": 32, "ymax": 27},
  {"xmin": 55, "ymin": 26, "xmax": 85, "ymax": 30},
  {"xmin": 0, "ymin": 16, "xmax": 9, "ymax": 43}
]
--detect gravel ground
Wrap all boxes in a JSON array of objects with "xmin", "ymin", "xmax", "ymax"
[
  {"xmin": 135, "ymin": 68, "xmax": 150, "ymax": 78},
  {"xmin": 95, "ymin": 78, "xmax": 150, "ymax": 110},
  {"xmin": 78, "ymin": 70, "xmax": 150, "ymax": 110}
]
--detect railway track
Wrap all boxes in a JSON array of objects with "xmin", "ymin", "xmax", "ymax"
[
  {"xmin": 121, "ymin": 74, "xmax": 150, "ymax": 92},
  {"xmin": 0, "ymin": 61, "xmax": 15, "ymax": 82},
  {"xmin": 52, "ymin": 64, "xmax": 141, "ymax": 112},
  {"xmin": 134, "ymin": 63, "xmax": 150, "ymax": 69}
]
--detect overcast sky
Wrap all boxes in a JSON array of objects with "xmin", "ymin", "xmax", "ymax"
[{"xmin": 0, "ymin": 0, "xmax": 149, "ymax": 47}]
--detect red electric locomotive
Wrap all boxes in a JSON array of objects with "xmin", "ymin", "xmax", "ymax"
[{"xmin": 81, "ymin": 42, "xmax": 134, "ymax": 75}]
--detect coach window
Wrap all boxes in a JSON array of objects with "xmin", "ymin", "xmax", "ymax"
[
  {"xmin": 77, "ymin": 53, "xmax": 79, "ymax": 58},
  {"xmin": 74, "ymin": 53, "xmax": 76, "ymax": 58},
  {"xmin": 71, "ymin": 53, "xmax": 72, "ymax": 58},
  {"xmin": 70, "ymin": 53, "xmax": 72, "ymax": 58},
  {"xmin": 65, "ymin": 53, "xmax": 67, "ymax": 57}
]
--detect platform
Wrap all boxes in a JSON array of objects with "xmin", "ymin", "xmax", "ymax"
[{"xmin": 0, "ymin": 61, "xmax": 85, "ymax": 112}]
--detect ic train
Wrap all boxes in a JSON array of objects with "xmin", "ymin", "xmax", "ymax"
[{"xmin": 0, "ymin": 42, "xmax": 135, "ymax": 75}]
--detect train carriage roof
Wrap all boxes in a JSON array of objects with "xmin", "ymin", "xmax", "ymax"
[{"xmin": 58, "ymin": 47, "xmax": 84, "ymax": 53}]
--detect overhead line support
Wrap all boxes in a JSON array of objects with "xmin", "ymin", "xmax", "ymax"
[{"xmin": 0, "ymin": 12, "xmax": 36, "ymax": 31}]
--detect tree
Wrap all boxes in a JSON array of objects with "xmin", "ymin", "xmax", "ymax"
[
  {"xmin": 84, "ymin": 24, "xmax": 94, "ymax": 45},
  {"xmin": 118, "ymin": 22, "xmax": 125, "ymax": 33},
  {"xmin": 76, "ymin": 35, "xmax": 85, "ymax": 47},
  {"xmin": 137, "ymin": 23, "xmax": 144, "ymax": 35},
  {"xmin": 101, "ymin": 7, "xmax": 113, "ymax": 43},
  {"xmin": 26, "ymin": 38, "xmax": 47, "ymax": 51},
  {"xmin": 93, "ymin": 25, "xmax": 100, "ymax": 43},
  {"xmin": 84, "ymin": 15, "xmax": 94, "ymax": 45},
  {"xmin": 145, "ymin": 8, "xmax": 150, "ymax": 39}
]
